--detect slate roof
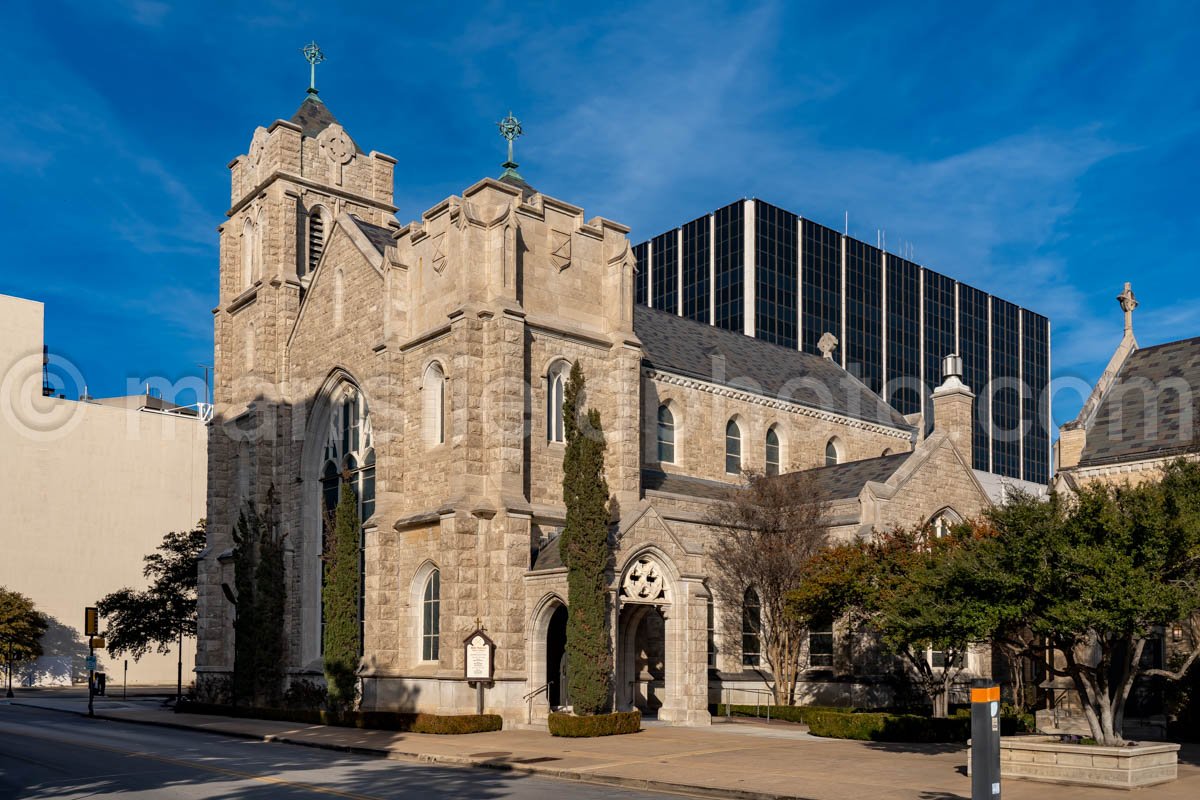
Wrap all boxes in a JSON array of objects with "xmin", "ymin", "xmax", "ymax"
[
  {"xmin": 801, "ymin": 452, "xmax": 913, "ymax": 500},
  {"xmin": 289, "ymin": 96, "xmax": 363, "ymax": 153},
  {"xmin": 532, "ymin": 534, "xmax": 563, "ymax": 571},
  {"xmin": 633, "ymin": 306, "xmax": 913, "ymax": 431},
  {"xmin": 642, "ymin": 469, "xmax": 737, "ymax": 500},
  {"xmin": 1079, "ymin": 336, "xmax": 1200, "ymax": 466},
  {"xmin": 349, "ymin": 215, "xmax": 394, "ymax": 255}
]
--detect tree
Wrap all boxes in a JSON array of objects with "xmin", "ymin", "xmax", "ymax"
[
  {"xmin": 230, "ymin": 489, "xmax": 287, "ymax": 707},
  {"xmin": 97, "ymin": 523, "xmax": 206, "ymax": 701},
  {"xmin": 560, "ymin": 362, "xmax": 613, "ymax": 716},
  {"xmin": 962, "ymin": 460, "xmax": 1200, "ymax": 745},
  {"xmin": 709, "ymin": 469, "xmax": 830, "ymax": 706},
  {"xmin": 0, "ymin": 588, "xmax": 48, "ymax": 697},
  {"xmin": 790, "ymin": 526, "xmax": 1001, "ymax": 717},
  {"xmin": 323, "ymin": 481, "xmax": 362, "ymax": 709}
]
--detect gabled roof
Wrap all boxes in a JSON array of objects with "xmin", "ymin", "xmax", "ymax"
[
  {"xmin": 800, "ymin": 452, "xmax": 914, "ymax": 500},
  {"xmin": 633, "ymin": 306, "xmax": 913, "ymax": 431},
  {"xmin": 289, "ymin": 96, "xmax": 363, "ymax": 153},
  {"xmin": 349, "ymin": 215, "xmax": 394, "ymax": 255},
  {"xmin": 642, "ymin": 469, "xmax": 737, "ymax": 500},
  {"xmin": 1079, "ymin": 336, "xmax": 1200, "ymax": 466}
]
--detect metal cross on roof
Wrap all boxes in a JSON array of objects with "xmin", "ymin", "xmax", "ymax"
[
  {"xmin": 302, "ymin": 41, "xmax": 326, "ymax": 95},
  {"xmin": 497, "ymin": 111, "xmax": 523, "ymax": 179}
]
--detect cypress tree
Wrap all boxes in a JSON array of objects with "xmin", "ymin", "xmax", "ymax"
[
  {"xmin": 323, "ymin": 481, "xmax": 362, "ymax": 709},
  {"xmin": 230, "ymin": 504, "xmax": 259, "ymax": 706},
  {"xmin": 230, "ymin": 488, "xmax": 288, "ymax": 707},
  {"xmin": 253, "ymin": 486, "xmax": 286, "ymax": 707},
  {"xmin": 560, "ymin": 362, "xmax": 612, "ymax": 715}
]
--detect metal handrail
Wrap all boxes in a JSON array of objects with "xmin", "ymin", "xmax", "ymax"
[
  {"xmin": 524, "ymin": 682, "xmax": 550, "ymax": 725},
  {"xmin": 723, "ymin": 686, "xmax": 776, "ymax": 722}
]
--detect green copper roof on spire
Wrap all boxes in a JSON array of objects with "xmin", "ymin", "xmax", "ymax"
[
  {"xmin": 302, "ymin": 41, "xmax": 326, "ymax": 104},
  {"xmin": 497, "ymin": 111, "xmax": 523, "ymax": 180}
]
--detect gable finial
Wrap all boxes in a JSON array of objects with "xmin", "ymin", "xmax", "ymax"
[
  {"xmin": 1117, "ymin": 281, "xmax": 1138, "ymax": 336},
  {"xmin": 497, "ymin": 111, "xmax": 524, "ymax": 180},
  {"xmin": 302, "ymin": 41, "xmax": 326, "ymax": 98}
]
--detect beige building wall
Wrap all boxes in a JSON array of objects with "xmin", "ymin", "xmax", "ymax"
[{"xmin": 0, "ymin": 293, "xmax": 207, "ymax": 687}]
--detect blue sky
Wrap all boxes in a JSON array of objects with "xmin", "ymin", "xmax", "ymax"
[{"xmin": 2, "ymin": 1, "xmax": 1198, "ymax": 424}]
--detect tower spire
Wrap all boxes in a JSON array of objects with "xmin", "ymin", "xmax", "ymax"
[
  {"xmin": 497, "ymin": 111, "xmax": 524, "ymax": 180},
  {"xmin": 302, "ymin": 41, "xmax": 326, "ymax": 101}
]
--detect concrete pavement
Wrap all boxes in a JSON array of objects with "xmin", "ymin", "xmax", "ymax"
[{"xmin": 7, "ymin": 692, "xmax": 1200, "ymax": 799}]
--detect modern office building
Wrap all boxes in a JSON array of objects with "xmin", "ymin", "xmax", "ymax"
[{"xmin": 634, "ymin": 200, "xmax": 1052, "ymax": 484}]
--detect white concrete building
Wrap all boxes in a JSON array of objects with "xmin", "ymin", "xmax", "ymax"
[{"xmin": 0, "ymin": 293, "xmax": 207, "ymax": 687}]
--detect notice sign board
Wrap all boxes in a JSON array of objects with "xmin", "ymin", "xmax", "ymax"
[{"xmin": 463, "ymin": 629, "xmax": 494, "ymax": 682}]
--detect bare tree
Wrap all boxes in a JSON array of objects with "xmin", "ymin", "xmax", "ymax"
[{"xmin": 708, "ymin": 469, "xmax": 830, "ymax": 705}]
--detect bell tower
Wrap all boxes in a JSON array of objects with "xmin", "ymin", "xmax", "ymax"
[
  {"xmin": 212, "ymin": 42, "xmax": 397, "ymax": 414},
  {"xmin": 200, "ymin": 45, "xmax": 397, "ymax": 678}
]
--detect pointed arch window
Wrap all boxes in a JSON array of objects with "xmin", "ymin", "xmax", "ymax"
[
  {"xmin": 547, "ymin": 361, "xmax": 568, "ymax": 443},
  {"xmin": 656, "ymin": 404, "xmax": 675, "ymax": 463},
  {"xmin": 742, "ymin": 587, "xmax": 761, "ymax": 666},
  {"xmin": 825, "ymin": 437, "xmax": 842, "ymax": 466},
  {"xmin": 423, "ymin": 362, "xmax": 446, "ymax": 446},
  {"xmin": 254, "ymin": 208, "xmax": 267, "ymax": 282},
  {"xmin": 318, "ymin": 384, "xmax": 375, "ymax": 654},
  {"xmin": 765, "ymin": 426, "xmax": 780, "ymax": 476},
  {"xmin": 725, "ymin": 419, "xmax": 742, "ymax": 474},
  {"xmin": 241, "ymin": 218, "xmax": 255, "ymax": 291},
  {"xmin": 422, "ymin": 569, "xmax": 441, "ymax": 662},
  {"xmin": 306, "ymin": 205, "xmax": 329, "ymax": 277}
]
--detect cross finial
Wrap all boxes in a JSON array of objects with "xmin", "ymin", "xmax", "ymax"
[
  {"xmin": 497, "ymin": 111, "xmax": 524, "ymax": 180},
  {"xmin": 818, "ymin": 332, "xmax": 839, "ymax": 360},
  {"xmin": 302, "ymin": 41, "xmax": 326, "ymax": 97},
  {"xmin": 1117, "ymin": 281, "xmax": 1138, "ymax": 336}
]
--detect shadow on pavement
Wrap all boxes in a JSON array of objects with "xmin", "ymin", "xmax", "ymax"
[{"xmin": 0, "ymin": 704, "xmax": 533, "ymax": 800}]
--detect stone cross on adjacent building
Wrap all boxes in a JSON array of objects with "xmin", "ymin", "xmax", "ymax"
[
  {"xmin": 818, "ymin": 331, "xmax": 838, "ymax": 360},
  {"xmin": 1118, "ymin": 281, "xmax": 1138, "ymax": 335}
]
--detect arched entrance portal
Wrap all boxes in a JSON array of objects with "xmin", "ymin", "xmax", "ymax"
[
  {"xmin": 546, "ymin": 605, "xmax": 568, "ymax": 708},
  {"xmin": 621, "ymin": 605, "xmax": 666, "ymax": 714}
]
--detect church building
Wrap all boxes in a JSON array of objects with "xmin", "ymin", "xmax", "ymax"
[{"xmin": 196, "ymin": 82, "xmax": 994, "ymax": 725}]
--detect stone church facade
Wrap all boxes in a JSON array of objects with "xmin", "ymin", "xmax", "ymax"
[{"xmin": 196, "ymin": 94, "xmax": 992, "ymax": 726}]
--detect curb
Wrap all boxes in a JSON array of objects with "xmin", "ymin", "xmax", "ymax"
[{"xmin": 8, "ymin": 701, "xmax": 818, "ymax": 800}]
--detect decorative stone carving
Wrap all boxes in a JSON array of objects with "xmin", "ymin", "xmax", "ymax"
[
  {"xmin": 550, "ymin": 230, "xmax": 571, "ymax": 272},
  {"xmin": 430, "ymin": 232, "xmax": 447, "ymax": 274},
  {"xmin": 318, "ymin": 123, "xmax": 355, "ymax": 185},
  {"xmin": 247, "ymin": 127, "xmax": 268, "ymax": 182},
  {"xmin": 621, "ymin": 555, "xmax": 668, "ymax": 604},
  {"xmin": 818, "ymin": 332, "xmax": 839, "ymax": 360}
]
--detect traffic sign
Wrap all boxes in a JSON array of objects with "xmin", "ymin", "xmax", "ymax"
[
  {"xmin": 90, "ymin": 636, "xmax": 106, "ymax": 649},
  {"xmin": 84, "ymin": 607, "xmax": 98, "ymax": 637},
  {"xmin": 85, "ymin": 655, "xmax": 97, "ymax": 672}
]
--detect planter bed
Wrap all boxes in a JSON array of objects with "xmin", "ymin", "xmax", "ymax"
[{"xmin": 968, "ymin": 735, "xmax": 1179, "ymax": 789}]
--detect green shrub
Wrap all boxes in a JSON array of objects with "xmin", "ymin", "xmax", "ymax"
[
  {"xmin": 716, "ymin": 704, "xmax": 848, "ymax": 724},
  {"xmin": 177, "ymin": 702, "xmax": 501, "ymax": 734},
  {"xmin": 804, "ymin": 708, "xmax": 1032, "ymax": 742},
  {"xmin": 548, "ymin": 710, "xmax": 641, "ymax": 737}
]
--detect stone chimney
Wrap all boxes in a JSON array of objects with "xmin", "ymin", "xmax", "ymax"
[{"xmin": 932, "ymin": 354, "xmax": 974, "ymax": 465}]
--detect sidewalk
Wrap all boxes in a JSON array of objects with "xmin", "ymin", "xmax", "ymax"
[{"xmin": 10, "ymin": 695, "xmax": 1200, "ymax": 800}]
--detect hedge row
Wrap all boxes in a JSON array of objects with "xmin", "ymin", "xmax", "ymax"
[
  {"xmin": 805, "ymin": 709, "xmax": 1033, "ymax": 742},
  {"xmin": 548, "ymin": 710, "xmax": 641, "ymax": 737},
  {"xmin": 716, "ymin": 704, "xmax": 849, "ymax": 725},
  {"xmin": 177, "ymin": 701, "xmax": 502, "ymax": 734}
]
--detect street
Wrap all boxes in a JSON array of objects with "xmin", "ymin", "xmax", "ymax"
[{"xmin": 0, "ymin": 704, "xmax": 682, "ymax": 799}]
